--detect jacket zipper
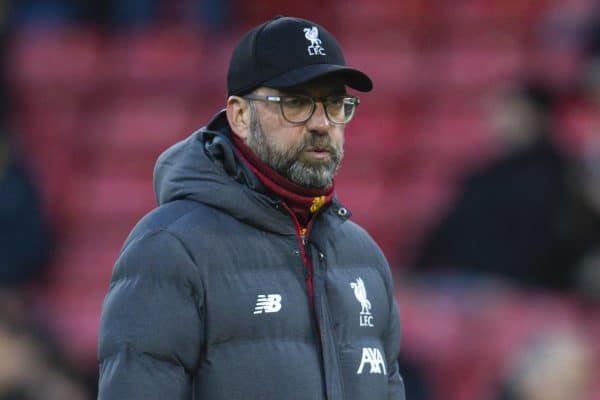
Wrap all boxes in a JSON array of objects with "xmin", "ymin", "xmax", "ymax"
[
  {"xmin": 281, "ymin": 204, "xmax": 344, "ymax": 399},
  {"xmin": 281, "ymin": 203, "xmax": 315, "ymax": 312}
]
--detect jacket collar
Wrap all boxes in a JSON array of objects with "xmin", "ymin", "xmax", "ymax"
[{"xmin": 153, "ymin": 110, "xmax": 350, "ymax": 236}]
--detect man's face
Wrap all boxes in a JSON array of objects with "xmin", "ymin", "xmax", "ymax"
[{"xmin": 245, "ymin": 78, "xmax": 346, "ymax": 189}]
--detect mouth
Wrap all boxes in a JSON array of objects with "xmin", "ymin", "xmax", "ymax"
[{"xmin": 303, "ymin": 146, "xmax": 332, "ymax": 160}]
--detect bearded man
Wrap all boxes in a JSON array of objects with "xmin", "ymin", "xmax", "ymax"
[{"xmin": 98, "ymin": 16, "xmax": 405, "ymax": 400}]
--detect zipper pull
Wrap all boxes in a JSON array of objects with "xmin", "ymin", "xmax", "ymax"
[{"xmin": 300, "ymin": 227, "xmax": 308, "ymax": 246}]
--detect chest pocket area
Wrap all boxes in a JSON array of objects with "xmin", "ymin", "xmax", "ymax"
[
  {"xmin": 325, "ymin": 267, "xmax": 390, "ymax": 341},
  {"xmin": 324, "ymin": 267, "xmax": 392, "ymax": 398},
  {"xmin": 204, "ymin": 267, "xmax": 315, "ymax": 346}
]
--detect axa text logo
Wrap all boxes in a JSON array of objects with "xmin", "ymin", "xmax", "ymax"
[{"xmin": 357, "ymin": 347, "xmax": 387, "ymax": 375}]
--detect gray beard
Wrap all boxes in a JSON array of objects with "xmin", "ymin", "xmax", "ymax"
[{"xmin": 245, "ymin": 103, "xmax": 343, "ymax": 189}]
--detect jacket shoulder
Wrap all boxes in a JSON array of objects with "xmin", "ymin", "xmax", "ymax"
[
  {"xmin": 339, "ymin": 219, "xmax": 386, "ymax": 260},
  {"xmin": 130, "ymin": 199, "xmax": 202, "ymax": 234},
  {"xmin": 125, "ymin": 199, "xmax": 227, "ymax": 243},
  {"xmin": 335, "ymin": 219, "xmax": 395, "ymax": 289}
]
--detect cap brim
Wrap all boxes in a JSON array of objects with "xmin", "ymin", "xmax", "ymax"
[{"xmin": 263, "ymin": 64, "xmax": 373, "ymax": 92}]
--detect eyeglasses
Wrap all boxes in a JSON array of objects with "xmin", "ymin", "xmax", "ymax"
[{"xmin": 243, "ymin": 94, "xmax": 360, "ymax": 124}]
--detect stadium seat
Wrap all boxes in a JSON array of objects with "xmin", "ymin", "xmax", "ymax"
[
  {"xmin": 15, "ymin": 98, "xmax": 81, "ymax": 148},
  {"xmin": 335, "ymin": 181, "xmax": 406, "ymax": 266},
  {"xmin": 8, "ymin": 25, "xmax": 104, "ymax": 99},
  {"xmin": 66, "ymin": 172, "xmax": 156, "ymax": 231},
  {"xmin": 440, "ymin": 0, "xmax": 550, "ymax": 24},
  {"xmin": 108, "ymin": 27, "xmax": 206, "ymax": 96},
  {"xmin": 344, "ymin": 107, "xmax": 417, "ymax": 170},
  {"xmin": 343, "ymin": 43, "xmax": 424, "ymax": 97},
  {"xmin": 10, "ymin": 2, "xmax": 600, "ymax": 393},
  {"xmin": 429, "ymin": 36, "xmax": 524, "ymax": 93},
  {"xmin": 396, "ymin": 286, "xmax": 587, "ymax": 400},
  {"xmin": 82, "ymin": 95, "xmax": 194, "ymax": 175},
  {"xmin": 334, "ymin": 0, "xmax": 430, "ymax": 32},
  {"xmin": 235, "ymin": 0, "xmax": 338, "ymax": 32},
  {"xmin": 415, "ymin": 98, "xmax": 494, "ymax": 177},
  {"xmin": 35, "ymin": 233, "xmax": 123, "ymax": 366}
]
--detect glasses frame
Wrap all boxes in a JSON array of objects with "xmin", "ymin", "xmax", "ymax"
[{"xmin": 242, "ymin": 93, "xmax": 360, "ymax": 125}]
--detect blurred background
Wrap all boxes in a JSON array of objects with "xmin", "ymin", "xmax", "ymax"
[{"xmin": 1, "ymin": 0, "xmax": 600, "ymax": 399}]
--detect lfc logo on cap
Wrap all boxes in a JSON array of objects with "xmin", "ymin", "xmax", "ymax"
[{"xmin": 303, "ymin": 26, "xmax": 326, "ymax": 56}]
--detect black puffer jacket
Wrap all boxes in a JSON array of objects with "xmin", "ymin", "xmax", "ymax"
[{"xmin": 98, "ymin": 112, "xmax": 405, "ymax": 400}]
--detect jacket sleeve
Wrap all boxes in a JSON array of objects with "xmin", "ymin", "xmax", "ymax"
[{"xmin": 98, "ymin": 229, "xmax": 204, "ymax": 400}]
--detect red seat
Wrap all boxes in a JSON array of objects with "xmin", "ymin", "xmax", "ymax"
[
  {"xmin": 8, "ymin": 26, "xmax": 104, "ymax": 98},
  {"xmin": 14, "ymin": 101, "xmax": 80, "ymax": 216},
  {"xmin": 108, "ymin": 27, "xmax": 206, "ymax": 95},
  {"xmin": 15, "ymin": 99, "xmax": 81, "ymax": 148},
  {"xmin": 397, "ymin": 287, "xmax": 586, "ymax": 400},
  {"xmin": 430, "ymin": 37, "xmax": 524, "ymax": 93},
  {"xmin": 83, "ymin": 96, "xmax": 194, "ymax": 174},
  {"xmin": 343, "ymin": 44, "xmax": 423, "ymax": 97},
  {"xmin": 334, "ymin": 0, "xmax": 429, "ymax": 31},
  {"xmin": 416, "ymin": 99, "xmax": 494, "ymax": 177},
  {"xmin": 35, "ymin": 235, "xmax": 124, "ymax": 365},
  {"xmin": 335, "ymin": 171, "xmax": 386, "ymax": 220},
  {"xmin": 334, "ymin": 171, "xmax": 403, "ymax": 260},
  {"xmin": 40, "ymin": 284, "xmax": 105, "ymax": 366},
  {"xmin": 441, "ymin": 0, "xmax": 551, "ymax": 23},
  {"xmin": 236, "ymin": 1, "xmax": 338, "ymax": 31},
  {"xmin": 47, "ymin": 234, "xmax": 122, "ymax": 288},
  {"xmin": 344, "ymin": 109, "xmax": 414, "ymax": 167},
  {"xmin": 66, "ymin": 173, "xmax": 156, "ymax": 231}
]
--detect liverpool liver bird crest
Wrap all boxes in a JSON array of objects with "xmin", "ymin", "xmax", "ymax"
[
  {"xmin": 350, "ymin": 277, "xmax": 371, "ymax": 315},
  {"xmin": 303, "ymin": 26, "xmax": 325, "ymax": 55}
]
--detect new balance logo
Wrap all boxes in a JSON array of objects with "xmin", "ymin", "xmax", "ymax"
[
  {"xmin": 357, "ymin": 347, "xmax": 387, "ymax": 375},
  {"xmin": 253, "ymin": 294, "xmax": 282, "ymax": 314}
]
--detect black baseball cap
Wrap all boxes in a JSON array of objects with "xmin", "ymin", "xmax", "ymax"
[{"xmin": 227, "ymin": 16, "xmax": 373, "ymax": 96}]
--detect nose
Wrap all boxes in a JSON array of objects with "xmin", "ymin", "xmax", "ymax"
[{"xmin": 305, "ymin": 102, "xmax": 330, "ymax": 134}]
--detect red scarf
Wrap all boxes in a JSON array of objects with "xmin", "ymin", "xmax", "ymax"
[{"xmin": 231, "ymin": 134, "xmax": 334, "ymax": 230}]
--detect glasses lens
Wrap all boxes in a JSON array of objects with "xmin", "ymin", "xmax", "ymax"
[
  {"xmin": 325, "ymin": 96, "xmax": 358, "ymax": 123},
  {"xmin": 280, "ymin": 95, "xmax": 314, "ymax": 123}
]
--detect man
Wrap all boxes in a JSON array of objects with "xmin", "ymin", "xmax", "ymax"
[{"xmin": 98, "ymin": 16, "xmax": 405, "ymax": 400}]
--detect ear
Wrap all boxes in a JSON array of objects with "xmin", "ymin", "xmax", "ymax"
[{"xmin": 226, "ymin": 96, "xmax": 250, "ymax": 141}]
